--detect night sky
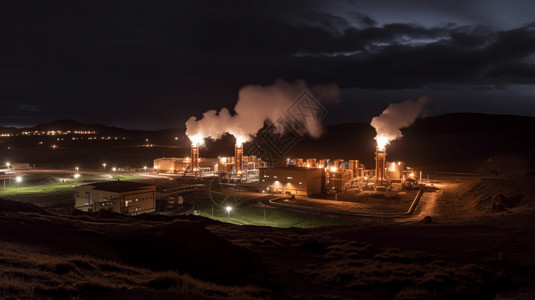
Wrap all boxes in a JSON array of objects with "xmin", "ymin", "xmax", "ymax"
[{"xmin": 2, "ymin": 0, "xmax": 535, "ymax": 129}]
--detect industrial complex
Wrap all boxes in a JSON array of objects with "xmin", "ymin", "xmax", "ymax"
[{"xmin": 149, "ymin": 141, "xmax": 419, "ymax": 198}]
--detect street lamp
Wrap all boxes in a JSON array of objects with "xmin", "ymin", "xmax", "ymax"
[
  {"xmin": 225, "ymin": 206, "xmax": 232, "ymax": 219},
  {"xmin": 15, "ymin": 176, "xmax": 22, "ymax": 187},
  {"xmin": 74, "ymin": 173, "xmax": 81, "ymax": 179},
  {"xmin": 144, "ymin": 166, "xmax": 147, "ymax": 173},
  {"xmin": 75, "ymin": 166, "xmax": 79, "ymax": 172},
  {"xmin": 112, "ymin": 167, "xmax": 116, "ymax": 172},
  {"xmin": 102, "ymin": 163, "xmax": 107, "ymax": 171},
  {"xmin": 6, "ymin": 162, "xmax": 10, "ymax": 169}
]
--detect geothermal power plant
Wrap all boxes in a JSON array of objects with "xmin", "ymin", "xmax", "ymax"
[
  {"xmin": 151, "ymin": 132, "xmax": 416, "ymax": 195},
  {"xmin": 151, "ymin": 91, "xmax": 428, "ymax": 195}
]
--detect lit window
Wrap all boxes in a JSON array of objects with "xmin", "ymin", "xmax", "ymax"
[
  {"xmin": 273, "ymin": 176, "xmax": 277, "ymax": 179},
  {"xmin": 299, "ymin": 182, "xmax": 302, "ymax": 185},
  {"xmin": 287, "ymin": 177, "xmax": 293, "ymax": 179}
]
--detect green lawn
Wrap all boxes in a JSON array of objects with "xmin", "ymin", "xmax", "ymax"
[
  {"xmin": 0, "ymin": 181, "xmax": 76, "ymax": 196},
  {"xmin": 0, "ymin": 175, "xmax": 139, "ymax": 197},
  {"xmin": 193, "ymin": 193, "xmax": 348, "ymax": 228}
]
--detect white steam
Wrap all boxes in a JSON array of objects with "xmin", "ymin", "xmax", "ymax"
[
  {"xmin": 371, "ymin": 96, "xmax": 430, "ymax": 150},
  {"xmin": 185, "ymin": 79, "xmax": 340, "ymax": 145}
]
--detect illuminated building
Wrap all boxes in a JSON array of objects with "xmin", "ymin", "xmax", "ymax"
[
  {"xmin": 74, "ymin": 181, "xmax": 156, "ymax": 215},
  {"xmin": 260, "ymin": 166, "xmax": 323, "ymax": 196},
  {"xmin": 325, "ymin": 168, "xmax": 352, "ymax": 192}
]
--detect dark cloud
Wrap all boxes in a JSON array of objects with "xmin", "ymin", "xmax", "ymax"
[{"xmin": 0, "ymin": 1, "xmax": 534, "ymax": 128}]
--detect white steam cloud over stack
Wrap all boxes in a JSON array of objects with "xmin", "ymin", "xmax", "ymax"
[
  {"xmin": 371, "ymin": 96, "xmax": 430, "ymax": 150},
  {"xmin": 185, "ymin": 79, "xmax": 340, "ymax": 146}
]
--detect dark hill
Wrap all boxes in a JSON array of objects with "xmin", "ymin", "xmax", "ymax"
[{"xmin": 288, "ymin": 113, "xmax": 535, "ymax": 173}]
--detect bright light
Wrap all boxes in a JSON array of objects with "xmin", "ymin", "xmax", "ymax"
[
  {"xmin": 6, "ymin": 162, "xmax": 10, "ymax": 167},
  {"xmin": 329, "ymin": 166, "xmax": 338, "ymax": 172},
  {"xmin": 188, "ymin": 134, "xmax": 204, "ymax": 147},
  {"xmin": 409, "ymin": 172, "xmax": 415, "ymax": 178},
  {"xmin": 112, "ymin": 167, "xmax": 116, "ymax": 172},
  {"xmin": 221, "ymin": 157, "xmax": 227, "ymax": 163},
  {"xmin": 74, "ymin": 173, "xmax": 81, "ymax": 179},
  {"xmin": 103, "ymin": 163, "xmax": 107, "ymax": 167},
  {"xmin": 225, "ymin": 206, "xmax": 233, "ymax": 218},
  {"xmin": 375, "ymin": 135, "xmax": 390, "ymax": 150},
  {"xmin": 75, "ymin": 167, "xmax": 79, "ymax": 172},
  {"xmin": 15, "ymin": 176, "xmax": 22, "ymax": 183},
  {"xmin": 235, "ymin": 135, "xmax": 247, "ymax": 146}
]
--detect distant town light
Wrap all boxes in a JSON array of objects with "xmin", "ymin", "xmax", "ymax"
[
  {"xmin": 225, "ymin": 206, "xmax": 232, "ymax": 218},
  {"xmin": 74, "ymin": 173, "xmax": 81, "ymax": 179}
]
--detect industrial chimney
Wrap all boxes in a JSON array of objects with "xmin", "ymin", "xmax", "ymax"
[
  {"xmin": 235, "ymin": 144, "xmax": 243, "ymax": 175},
  {"xmin": 191, "ymin": 144, "xmax": 199, "ymax": 172},
  {"xmin": 349, "ymin": 160, "xmax": 360, "ymax": 178},
  {"xmin": 375, "ymin": 147, "xmax": 387, "ymax": 185}
]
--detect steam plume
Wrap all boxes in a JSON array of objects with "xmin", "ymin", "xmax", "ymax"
[
  {"xmin": 186, "ymin": 79, "xmax": 340, "ymax": 146},
  {"xmin": 371, "ymin": 96, "xmax": 430, "ymax": 150}
]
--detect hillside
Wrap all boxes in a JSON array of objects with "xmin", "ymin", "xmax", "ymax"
[
  {"xmin": 288, "ymin": 113, "xmax": 535, "ymax": 174},
  {"xmin": 1, "ymin": 113, "xmax": 534, "ymax": 174},
  {"xmin": 1, "ymin": 193, "xmax": 535, "ymax": 299}
]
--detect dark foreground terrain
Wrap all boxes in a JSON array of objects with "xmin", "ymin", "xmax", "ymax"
[{"xmin": 1, "ymin": 177, "xmax": 535, "ymax": 299}]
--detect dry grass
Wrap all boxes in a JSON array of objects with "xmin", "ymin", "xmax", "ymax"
[
  {"xmin": 299, "ymin": 242, "xmax": 510, "ymax": 299},
  {"xmin": 0, "ymin": 241, "xmax": 269, "ymax": 299}
]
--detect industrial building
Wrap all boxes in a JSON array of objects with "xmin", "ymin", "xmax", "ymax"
[
  {"xmin": 153, "ymin": 157, "xmax": 218, "ymax": 173},
  {"xmin": 153, "ymin": 142, "xmax": 267, "ymax": 180},
  {"xmin": 74, "ymin": 181, "xmax": 156, "ymax": 215},
  {"xmin": 260, "ymin": 166, "xmax": 323, "ymax": 196},
  {"xmin": 387, "ymin": 161, "xmax": 406, "ymax": 181},
  {"xmin": 325, "ymin": 167, "xmax": 353, "ymax": 192},
  {"xmin": 283, "ymin": 153, "xmax": 414, "ymax": 193}
]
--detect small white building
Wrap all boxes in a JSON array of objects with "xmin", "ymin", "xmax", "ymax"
[{"xmin": 74, "ymin": 181, "xmax": 156, "ymax": 215}]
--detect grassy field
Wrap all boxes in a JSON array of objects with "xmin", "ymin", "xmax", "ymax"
[
  {"xmin": 0, "ymin": 181, "xmax": 76, "ymax": 196},
  {"xmin": 192, "ymin": 191, "xmax": 349, "ymax": 228},
  {"xmin": 0, "ymin": 173, "xmax": 346, "ymax": 228},
  {"xmin": 0, "ymin": 175, "xmax": 140, "ymax": 197}
]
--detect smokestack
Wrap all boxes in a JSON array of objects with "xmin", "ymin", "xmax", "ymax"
[
  {"xmin": 375, "ymin": 147, "xmax": 387, "ymax": 185},
  {"xmin": 371, "ymin": 97, "xmax": 429, "ymax": 150},
  {"xmin": 235, "ymin": 144, "xmax": 243, "ymax": 175},
  {"xmin": 191, "ymin": 144, "xmax": 199, "ymax": 172},
  {"xmin": 349, "ymin": 160, "xmax": 359, "ymax": 178}
]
